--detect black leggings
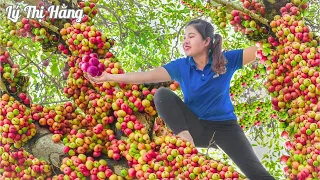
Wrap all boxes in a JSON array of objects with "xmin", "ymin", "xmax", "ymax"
[{"xmin": 154, "ymin": 87, "xmax": 275, "ymax": 180}]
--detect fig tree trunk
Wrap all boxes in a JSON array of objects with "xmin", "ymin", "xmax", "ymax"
[{"xmin": 23, "ymin": 124, "xmax": 133, "ymax": 176}]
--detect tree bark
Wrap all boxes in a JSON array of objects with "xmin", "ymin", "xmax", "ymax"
[
  {"xmin": 211, "ymin": 0, "xmax": 269, "ymax": 25},
  {"xmin": 0, "ymin": 79, "xmax": 8, "ymax": 93},
  {"xmin": 133, "ymin": 112, "xmax": 155, "ymax": 139},
  {"xmin": 24, "ymin": 124, "xmax": 131, "ymax": 176},
  {"xmin": 211, "ymin": 0, "xmax": 291, "ymax": 24},
  {"xmin": 23, "ymin": 124, "xmax": 65, "ymax": 169},
  {"xmin": 262, "ymin": 0, "xmax": 290, "ymax": 21},
  {"xmin": 22, "ymin": 109, "xmax": 172, "ymax": 176}
]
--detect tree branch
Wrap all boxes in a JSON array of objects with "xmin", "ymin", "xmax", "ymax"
[
  {"xmin": 20, "ymin": 61, "xmax": 32, "ymax": 71},
  {"xmin": 13, "ymin": 0, "xmax": 38, "ymax": 6},
  {"xmin": 38, "ymin": 20, "xmax": 60, "ymax": 34},
  {"xmin": 170, "ymin": 24, "xmax": 184, "ymax": 60},
  {"xmin": 12, "ymin": 45, "xmax": 63, "ymax": 100},
  {"xmin": 262, "ymin": 0, "xmax": 290, "ymax": 20},
  {"xmin": 210, "ymin": 0, "xmax": 269, "ymax": 25},
  {"xmin": 96, "ymin": 5, "xmax": 123, "ymax": 42},
  {"xmin": 96, "ymin": 11, "xmax": 114, "ymax": 32},
  {"xmin": 40, "ymin": 99, "xmax": 71, "ymax": 105},
  {"xmin": 305, "ymin": 17, "xmax": 320, "ymax": 32},
  {"xmin": 25, "ymin": 123, "xmax": 131, "ymax": 176}
]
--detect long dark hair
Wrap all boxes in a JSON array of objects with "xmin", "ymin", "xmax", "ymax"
[{"xmin": 186, "ymin": 19, "xmax": 227, "ymax": 75}]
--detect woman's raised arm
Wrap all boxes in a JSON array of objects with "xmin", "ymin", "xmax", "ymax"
[{"xmin": 84, "ymin": 67, "xmax": 172, "ymax": 84}]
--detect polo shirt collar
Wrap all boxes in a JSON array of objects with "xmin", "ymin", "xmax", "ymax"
[{"xmin": 188, "ymin": 56, "xmax": 213, "ymax": 68}]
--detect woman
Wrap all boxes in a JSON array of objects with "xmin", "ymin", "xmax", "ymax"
[{"xmin": 85, "ymin": 19, "xmax": 275, "ymax": 180}]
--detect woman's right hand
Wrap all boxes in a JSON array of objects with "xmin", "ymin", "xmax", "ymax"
[{"xmin": 84, "ymin": 71, "xmax": 108, "ymax": 84}]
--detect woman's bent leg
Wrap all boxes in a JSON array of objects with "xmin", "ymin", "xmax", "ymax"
[
  {"xmin": 204, "ymin": 120, "xmax": 275, "ymax": 180},
  {"xmin": 154, "ymin": 87, "xmax": 204, "ymax": 145}
]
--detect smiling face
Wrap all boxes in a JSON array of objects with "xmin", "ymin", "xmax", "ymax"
[{"xmin": 182, "ymin": 25, "xmax": 211, "ymax": 57}]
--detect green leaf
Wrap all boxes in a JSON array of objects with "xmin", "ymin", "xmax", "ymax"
[
  {"xmin": 246, "ymin": 28, "xmax": 257, "ymax": 31},
  {"xmin": 50, "ymin": 64, "xmax": 59, "ymax": 77},
  {"xmin": 10, "ymin": 69, "xmax": 15, "ymax": 80}
]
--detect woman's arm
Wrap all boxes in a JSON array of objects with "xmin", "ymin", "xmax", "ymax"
[
  {"xmin": 84, "ymin": 67, "xmax": 172, "ymax": 84},
  {"xmin": 243, "ymin": 46, "xmax": 258, "ymax": 66}
]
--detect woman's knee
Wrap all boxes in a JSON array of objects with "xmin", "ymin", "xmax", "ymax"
[{"xmin": 154, "ymin": 87, "xmax": 174, "ymax": 103}]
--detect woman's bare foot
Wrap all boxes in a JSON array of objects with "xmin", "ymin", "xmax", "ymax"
[{"xmin": 177, "ymin": 130, "xmax": 195, "ymax": 147}]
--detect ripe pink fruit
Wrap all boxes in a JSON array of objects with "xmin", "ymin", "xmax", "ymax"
[
  {"xmin": 82, "ymin": 54, "xmax": 90, "ymax": 62},
  {"xmin": 19, "ymin": 93, "xmax": 27, "ymax": 100},
  {"xmin": 23, "ymin": 98, "xmax": 30, "ymax": 104},
  {"xmin": 87, "ymin": 66, "xmax": 99, "ymax": 76},
  {"xmin": 231, "ymin": 10, "xmax": 239, "ymax": 16},
  {"xmin": 97, "ymin": 63, "xmax": 105, "ymax": 71},
  {"xmin": 105, "ymin": 52, "xmax": 113, "ymax": 58},
  {"xmin": 80, "ymin": 62, "xmax": 90, "ymax": 72},
  {"xmin": 22, "ymin": 18, "xmax": 29, "ymax": 24},
  {"xmin": 89, "ymin": 58, "xmax": 99, "ymax": 66},
  {"xmin": 89, "ymin": 53, "xmax": 98, "ymax": 58},
  {"xmin": 42, "ymin": 60, "xmax": 49, "ymax": 66},
  {"xmin": 0, "ymin": 55, "xmax": 7, "ymax": 63}
]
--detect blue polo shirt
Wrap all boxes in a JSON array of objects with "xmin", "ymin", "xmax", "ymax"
[{"xmin": 163, "ymin": 49, "xmax": 243, "ymax": 121}]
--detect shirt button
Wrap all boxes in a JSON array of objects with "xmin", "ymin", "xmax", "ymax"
[{"xmin": 202, "ymin": 74, "xmax": 204, "ymax": 76}]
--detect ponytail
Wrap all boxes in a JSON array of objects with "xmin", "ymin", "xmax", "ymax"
[{"xmin": 211, "ymin": 34, "xmax": 227, "ymax": 75}]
